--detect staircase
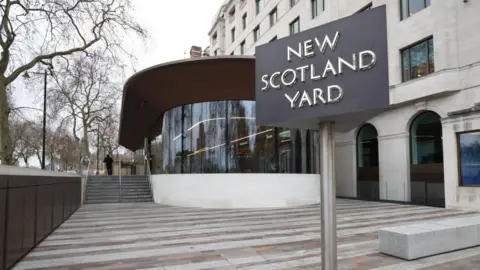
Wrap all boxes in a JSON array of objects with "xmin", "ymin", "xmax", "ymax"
[{"xmin": 85, "ymin": 175, "xmax": 153, "ymax": 204}]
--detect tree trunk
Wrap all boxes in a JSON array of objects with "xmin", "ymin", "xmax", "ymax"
[
  {"xmin": 82, "ymin": 121, "xmax": 89, "ymax": 157},
  {"xmin": 0, "ymin": 79, "xmax": 12, "ymax": 165}
]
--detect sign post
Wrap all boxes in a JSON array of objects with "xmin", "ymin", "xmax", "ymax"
[
  {"xmin": 319, "ymin": 121, "xmax": 337, "ymax": 269},
  {"xmin": 254, "ymin": 5, "xmax": 389, "ymax": 270}
]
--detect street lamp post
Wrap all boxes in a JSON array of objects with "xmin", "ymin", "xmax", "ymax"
[
  {"xmin": 42, "ymin": 69, "xmax": 47, "ymax": 170},
  {"xmin": 96, "ymin": 123, "xmax": 100, "ymax": 175},
  {"xmin": 23, "ymin": 68, "xmax": 52, "ymax": 170}
]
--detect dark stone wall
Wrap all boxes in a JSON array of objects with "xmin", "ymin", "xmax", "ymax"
[{"xmin": 0, "ymin": 173, "xmax": 81, "ymax": 269}]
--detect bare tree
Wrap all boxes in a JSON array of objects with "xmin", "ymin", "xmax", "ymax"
[
  {"xmin": 0, "ymin": 0, "xmax": 147, "ymax": 164},
  {"xmin": 50, "ymin": 53, "xmax": 121, "ymax": 157},
  {"xmin": 100, "ymin": 114, "xmax": 120, "ymax": 155},
  {"xmin": 11, "ymin": 119, "xmax": 41, "ymax": 166},
  {"xmin": 44, "ymin": 125, "xmax": 78, "ymax": 170},
  {"xmin": 56, "ymin": 128, "xmax": 79, "ymax": 171}
]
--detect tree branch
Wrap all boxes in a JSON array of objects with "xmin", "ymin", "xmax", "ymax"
[{"xmin": 5, "ymin": 36, "xmax": 101, "ymax": 85}]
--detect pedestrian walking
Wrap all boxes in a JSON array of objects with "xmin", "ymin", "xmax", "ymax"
[{"xmin": 103, "ymin": 154, "xmax": 114, "ymax": 175}]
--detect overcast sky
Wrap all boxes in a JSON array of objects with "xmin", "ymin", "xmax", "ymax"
[
  {"xmin": 15, "ymin": 0, "xmax": 225, "ymax": 167},
  {"xmin": 129, "ymin": 0, "xmax": 224, "ymax": 73}
]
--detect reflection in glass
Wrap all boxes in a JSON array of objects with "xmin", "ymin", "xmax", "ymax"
[
  {"xmin": 151, "ymin": 134, "xmax": 162, "ymax": 173},
  {"xmin": 401, "ymin": 38, "xmax": 434, "ymax": 82},
  {"xmin": 402, "ymin": 49, "xmax": 410, "ymax": 82},
  {"xmin": 410, "ymin": 111, "xmax": 443, "ymax": 164},
  {"xmin": 162, "ymin": 110, "xmax": 170, "ymax": 173},
  {"xmin": 402, "ymin": 0, "xmax": 430, "ymax": 20},
  {"xmin": 401, "ymin": 0, "xmax": 408, "ymax": 20},
  {"xmin": 228, "ymin": 101, "xmax": 276, "ymax": 173},
  {"xmin": 278, "ymin": 128, "xmax": 293, "ymax": 173},
  {"xmin": 459, "ymin": 132, "xmax": 480, "ymax": 185},
  {"xmin": 428, "ymin": 39, "xmax": 434, "ymax": 73},
  {"xmin": 183, "ymin": 102, "xmax": 227, "ymax": 173},
  {"xmin": 290, "ymin": 18, "xmax": 300, "ymax": 35},
  {"xmin": 410, "ymin": 42, "xmax": 427, "ymax": 79},
  {"xmin": 409, "ymin": 0, "xmax": 424, "ymax": 15},
  {"xmin": 357, "ymin": 124, "xmax": 379, "ymax": 167},
  {"xmin": 161, "ymin": 100, "xmax": 315, "ymax": 174}
]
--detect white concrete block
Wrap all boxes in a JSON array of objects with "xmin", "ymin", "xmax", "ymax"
[{"xmin": 379, "ymin": 219, "xmax": 480, "ymax": 260}]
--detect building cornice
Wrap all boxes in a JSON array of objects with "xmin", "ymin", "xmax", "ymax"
[
  {"xmin": 208, "ymin": 2, "xmax": 229, "ymax": 36},
  {"xmin": 222, "ymin": 0, "xmax": 236, "ymax": 12}
]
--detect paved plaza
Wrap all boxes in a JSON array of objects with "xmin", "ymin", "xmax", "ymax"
[{"xmin": 13, "ymin": 199, "xmax": 480, "ymax": 270}]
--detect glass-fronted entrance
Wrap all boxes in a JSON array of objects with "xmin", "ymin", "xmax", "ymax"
[
  {"xmin": 410, "ymin": 111, "xmax": 444, "ymax": 207},
  {"xmin": 159, "ymin": 100, "xmax": 318, "ymax": 174},
  {"xmin": 356, "ymin": 124, "xmax": 379, "ymax": 200}
]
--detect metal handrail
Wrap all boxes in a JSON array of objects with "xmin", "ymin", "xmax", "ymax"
[
  {"xmin": 145, "ymin": 154, "xmax": 152, "ymax": 197},
  {"xmin": 118, "ymin": 159, "xmax": 122, "ymax": 202}
]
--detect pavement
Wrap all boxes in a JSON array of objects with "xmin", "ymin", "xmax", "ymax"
[{"xmin": 12, "ymin": 199, "xmax": 480, "ymax": 270}]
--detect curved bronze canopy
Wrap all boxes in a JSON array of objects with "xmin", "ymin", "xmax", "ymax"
[{"xmin": 119, "ymin": 56, "xmax": 256, "ymax": 150}]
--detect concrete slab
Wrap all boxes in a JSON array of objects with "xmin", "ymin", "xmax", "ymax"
[
  {"xmin": 379, "ymin": 217, "xmax": 480, "ymax": 260},
  {"xmin": 11, "ymin": 199, "xmax": 480, "ymax": 270}
]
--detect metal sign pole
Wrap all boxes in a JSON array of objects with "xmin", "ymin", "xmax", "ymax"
[{"xmin": 319, "ymin": 121, "xmax": 337, "ymax": 270}]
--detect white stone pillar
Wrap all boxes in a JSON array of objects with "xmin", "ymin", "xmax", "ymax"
[
  {"xmin": 378, "ymin": 133, "xmax": 410, "ymax": 202},
  {"xmin": 335, "ymin": 140, "xmax": 356, "ymax": 197}
]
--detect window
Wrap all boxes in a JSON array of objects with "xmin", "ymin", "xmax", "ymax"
[
  {"xmin": 231, "ymin": 27, "xmax": 236, "ymax": 42},
  {"xmin": 357, "ymin": 124, "xmax": 379, "ymax": 168},
  {"xmin": 410, "ymin": 111, "xmax": 443, "ymax": 165},
  {"xmin": 214, "ymin": 49, "xmax": 218, "ymax": 56},
  {"xmin": 269, "ymin": 36, "xmax": 277, "ymax": 42},
  {"xmin": 401, "ymin": 37, "xmax": 434, "ymax": 82},
  {"xmin": 289, "ymin": 17, "xmax": 300, "ymax": 35},
  {"xmin": 255, "ymin": 0, "xmax": 262, "ymax": 15},
  {"xmin": 401, "ymin": 0, "xmax": 431, "ymax": 20},
  {"xmin": 230, "ymin": 52, "xmax": 234, "ymax": 55},
  {"xmin": 459, "ymin": 131, "xmax": 480, "ymax": 186},
  {"xmin": 229, "ymin": 7, "xmax": 236, "ymax": 17},
  {"xmin": 240, "ymin": 41, "xmax": 245, "ymax": 55},
  {"xmin": 242, "ymin": 13, "xmax": 247, "ymax": 29},
  {"xmin": 290, "ymin": 0, "xmax": 300, "ymax": 7},
  {"xmin": 253, "ymin": 26, "xmax": 260, "ymax": 42},
  {"xmin": 269, "ymin": 8, "xmax": 278, "ymax": 27},
  {"xmin": 311, "ymin": 0, "xmax": 325, "ymax": 18}
]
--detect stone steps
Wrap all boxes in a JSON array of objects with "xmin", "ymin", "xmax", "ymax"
[{"xmin": 85, "ymin": 175, "xmax": 153, "ymax": 204}]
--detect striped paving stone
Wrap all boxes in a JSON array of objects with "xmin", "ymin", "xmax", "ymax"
[{"xmin": 12, "ymin": 199, "xmax": 480, "ymax": 270}]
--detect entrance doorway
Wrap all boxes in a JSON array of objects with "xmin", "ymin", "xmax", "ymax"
[
  {"xmin": 409, "ymin": 111, "xmax": 444, "ymax": 207},
  {"xmin": 356, "ymin": 124, "xmax": 379, "ymax": 200}
]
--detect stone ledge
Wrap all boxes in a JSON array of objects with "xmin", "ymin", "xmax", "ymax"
[
  {"xmin": 379, "ymin": 215, "xmax": 480, "ymax": 260},
  {"xmin": 0, "ymin": 165, "xmax": 80, "ymax": 177}
]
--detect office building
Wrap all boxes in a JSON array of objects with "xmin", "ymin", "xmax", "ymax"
[{"xmin": 119, "ymin": 0, "xmax": 480, "ymax": 211}]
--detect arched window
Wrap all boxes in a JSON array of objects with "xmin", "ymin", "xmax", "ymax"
[
  {"xmin": 357, "ymin": 124, "xmax": 379, "ymax": 168},
  {"xmin": 410, "ymin": 111, "xmax": 443, "ymax": 164}
]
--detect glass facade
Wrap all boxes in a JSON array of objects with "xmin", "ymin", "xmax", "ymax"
[
  {"xmin": 458, "ymin": 131, "xmax": 480, "ymax": 186},
  {"xmin": 159, "ymin": 100, "xmax": 318, "ymax": 174}
]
